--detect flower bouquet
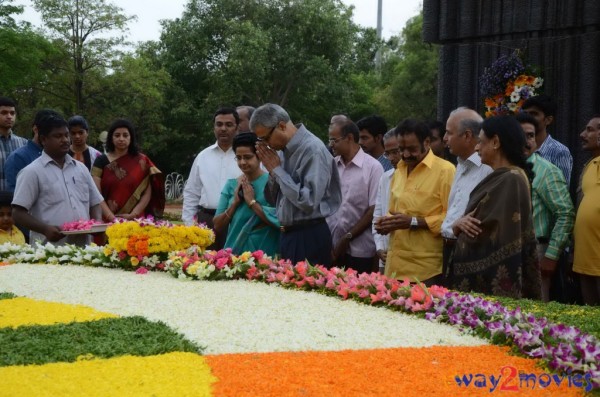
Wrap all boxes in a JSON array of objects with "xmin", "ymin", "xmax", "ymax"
[
  {"xmin": 480, "ymin": 50, "xmax": 543, "ymax": 117},
  {"xmin": 103, "ymin": 216, "xmax": 214, "ymax": 270}
]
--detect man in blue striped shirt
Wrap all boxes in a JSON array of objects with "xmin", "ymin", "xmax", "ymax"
[
  {"xmin": 0, "ymin": 97, "xmax": 28, "ymax": 191},
  {"xmin": 522, "ymin": 94, "xmax": 573, "ymax": 186}
]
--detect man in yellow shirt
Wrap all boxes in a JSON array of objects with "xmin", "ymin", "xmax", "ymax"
[
  {"xmin": 375, "ymin": 119, "xmax": 455, "ymax": 285},
  {"xmin": 574, "ymin": 114, "xmax": 600, "ymax": 305}
]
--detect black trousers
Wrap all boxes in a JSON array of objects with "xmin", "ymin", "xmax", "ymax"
[
  {"xmin": 280, "ymin": 221, "xmax": 332, "ymax": 267},
  {"xmin": 337, "ymin": 254, "xmax": 377, "ymax": 274},
  {"xmin": 196, "ymin": 210, "xmax": 226, "ymax": 251},
  {"xmin": 440, "ymin": 239, "xmax": 456, "ymax": 288}
]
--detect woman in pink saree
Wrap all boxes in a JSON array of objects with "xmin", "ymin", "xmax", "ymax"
[{"xmin": 92, "ymin": 119, "xmax": 165, "ymax": 221}]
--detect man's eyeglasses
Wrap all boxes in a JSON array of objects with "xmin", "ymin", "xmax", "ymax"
[
  {"xmin": 256, "ymin": 126, "xmax": 277, "ymax": 142},
  {"xmin": 328, "ymin": 137, "xmax": 344, "ymax": 145},
  {"xmin": 383, "ymin": 148, "xmax": 401, "ymax": 158}
]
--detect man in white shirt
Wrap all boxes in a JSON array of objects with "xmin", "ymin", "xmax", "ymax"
[
  {"xmin": 182, "ymin": 107, "xmax": 242, "ymax": 249},
  {"xmin": 372, "ymin": 129, "xmax": 401, "ymax": 273},
  {"xmin": 441, "ymin": 107, "xmax": 493, "ymax": 284}
]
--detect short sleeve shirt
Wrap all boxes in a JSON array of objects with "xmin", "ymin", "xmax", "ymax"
[{"xmin": 13, "ymin": 152, "xmax": 104, "ymax": 246}]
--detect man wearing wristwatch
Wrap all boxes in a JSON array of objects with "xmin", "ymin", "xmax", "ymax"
[
  {"xmin": 375, "ymin": 119, "xmax": 455, "ymax": 286},
  {"xmin": 327, "ymin": 118, "xmax": 383, "ymax": 273}
]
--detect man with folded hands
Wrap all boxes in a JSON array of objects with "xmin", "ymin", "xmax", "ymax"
[
  {"xmin": 327, "ymin": 118, "xmax": 383, "ymax": 273},
  {"xmin": 253, "ymin": 103, "xmax": 341, "ymax": 267}
]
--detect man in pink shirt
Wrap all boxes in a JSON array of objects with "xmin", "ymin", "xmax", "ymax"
[{"xmin": 327, "ymin": 118, "xmax": 384, "ymax": 273}]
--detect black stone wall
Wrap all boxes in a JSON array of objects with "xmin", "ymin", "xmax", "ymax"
[{"xmin": 423, "ymin": 0, "xmax": 600, "ymax": 191}]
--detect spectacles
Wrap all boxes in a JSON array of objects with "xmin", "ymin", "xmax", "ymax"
[
  {"xmin": 256, "ymin": 126, "xmax": 277, "ymax": 142},
  {"xmin": 383, "ymin": 148, "xmax": 400, "ymax": 158},
  {"xmin": 234, "ymin": 154, "xmax": 256, "ymax": 162},
  {"xmin": 328, "ymin": 137, "xmax": 344, "ymax": 145}
]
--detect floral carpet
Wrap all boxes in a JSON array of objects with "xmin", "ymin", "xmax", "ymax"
[{"xmin": 0, "ymin": 263, "xmax": 590, "ymax": 396}]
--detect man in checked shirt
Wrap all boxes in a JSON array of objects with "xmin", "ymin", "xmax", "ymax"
[{"xmin": 0, "ymin": 97, "xmax": 27, "ymax": 191}]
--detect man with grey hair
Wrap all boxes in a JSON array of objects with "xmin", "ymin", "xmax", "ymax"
[
  {"xmin": 253, "ymin": 103, "xmax": 341, "ymax": 267},
  {"xmin": 441, "ymin": 107, "xmax": 493, "ymax": 283},
  {"xmin": 236, "ymin": 105, "xmax": 255, "ymax": 133}
]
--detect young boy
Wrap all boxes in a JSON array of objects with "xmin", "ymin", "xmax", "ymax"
[{"xmin": 0, "ymin": 191, "xmax": 25, "ymax": 244}]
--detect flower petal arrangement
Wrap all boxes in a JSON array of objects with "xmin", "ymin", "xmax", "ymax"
[
  {"xmin": 103, "ymin": 216, "xmax": 215, "ymax": 269},
  {"xmin": 0, "ymin": 241, "xmax": 597, "ymax": 393},
  {"xmin": 0, "ymin": 264, "xmax": 594, "ymax": 396},
  {"xmin": 480, "ymin": 50, "xmax": 543, "ymax": 117},
  {"xmin": 61, "ymin": 219, "xmax": 105, "ymax": 231}
]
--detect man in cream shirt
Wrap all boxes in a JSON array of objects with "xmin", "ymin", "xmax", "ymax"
[
  {"xmin": 182, "ymin": 107, "xmax": 242, "ymax": 249},
  {"xmin": 441, "ymin": 107, "xmax": 492, "ymax": 284}
]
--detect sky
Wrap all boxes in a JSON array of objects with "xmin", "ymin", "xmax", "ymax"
[{"xmin": 14, "ymin": 0, "xmax": 423, "ymax": 43}]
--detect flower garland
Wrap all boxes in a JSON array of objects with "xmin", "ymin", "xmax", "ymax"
[{"xmin": 480, "ymin": 50, "xmax": 543, "ymax": 117}]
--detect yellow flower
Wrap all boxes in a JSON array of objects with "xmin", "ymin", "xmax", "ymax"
[
  {"xmin": 130, "ymin": 257, "xmax": 140, "ymax": 267},
  {"xmin": 187, "ymin": 264, "xmax": 199, "ymax": 275},
  {"xmin": 239, "ymin": 252, "xmax": 251, "ymax": 262}
]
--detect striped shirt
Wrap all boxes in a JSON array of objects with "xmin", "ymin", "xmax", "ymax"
[
  {"xmin": 0, "ymin": 131, "xmax": 28, "ymax": 191},
  {"xmin": 441, "ymin": 152, "xmax": 493, "ymax": 239},
  {"xmin": 529, "ymin": 153, "xmax": 575, "ymax": 260},
  {"xmin": 377, "ymin": 154, "xmax": 393, "ymax": 172},
  {"xmin": 536, "ymin": 134, "xmax": 573, "ymax": 187}
]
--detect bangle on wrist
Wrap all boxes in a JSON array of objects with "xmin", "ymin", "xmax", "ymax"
[
  {"xmin": 224, "ymin": 211, "xmax": 231, "ymax": 220},
  {"xmin": 249, "ymin": 199, "xmax": 257, "ymax": 207}
]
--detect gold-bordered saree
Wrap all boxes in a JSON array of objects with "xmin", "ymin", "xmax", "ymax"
[{"xmin": 92, "ymin": 153, "xmax": 165, "ymax": 217}]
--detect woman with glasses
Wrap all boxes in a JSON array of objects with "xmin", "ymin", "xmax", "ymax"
[
  {"xmin": 213, "ymin": 132, "xmax": 280, "ymax": 255},
  {"xmin": 92, "ymin": 119, "xmax": 165, "ymax": 221}
]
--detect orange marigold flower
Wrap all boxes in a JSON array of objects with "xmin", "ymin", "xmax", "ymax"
[{"xmin": 484, "ymin": 97, "xmax": 497, "ymax": 108}]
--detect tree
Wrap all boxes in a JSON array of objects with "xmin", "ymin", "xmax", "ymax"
[
  {"xmin": 159, "ymin": 0, "xmax": 380, "ymax": 152},
  {"xmin": 32, "ymin": 0, "xmax": 135, "ymax": 114},
  {"xmin": 0, "ymin": 0, "xmax": 56, "ymax": 123},
  {"xmin": 373, "ymin": 13, "xmax": 439, "ymax": 124}
]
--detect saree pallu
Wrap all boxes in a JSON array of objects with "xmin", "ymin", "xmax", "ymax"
[
  {"xmin": 215, "ymin": 174, "xmax": 280, "ymax": 256},
  {"xmin": 450, "ymin": 167, "xmax": 541, "ymax": 299},
  {"xmin": 92, "ymin": 153, "xmax": 165, "ymax": 217}
]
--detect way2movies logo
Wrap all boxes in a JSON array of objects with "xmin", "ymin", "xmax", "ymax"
[{"xmin": 454, "ymin": 365, "xmax": 593, "ymax": 393}]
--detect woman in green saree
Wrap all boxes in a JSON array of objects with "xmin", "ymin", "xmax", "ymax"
[{"xmin": 213, "ymin": 132, "xmax": 280, "ymax": 255}]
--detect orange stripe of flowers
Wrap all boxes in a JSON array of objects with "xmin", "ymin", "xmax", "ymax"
[{"xmin": 206, "ymin": 346, "xmax": 584, "ymax": 397}]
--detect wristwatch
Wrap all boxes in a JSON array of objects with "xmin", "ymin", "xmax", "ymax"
[
  {"xmin": 410, "ymin": 217, "xmax": 418, "ymax": 229},
  {"xmin": 249, "ymin": 199, "xmax": 257, "ymax": 207},
  {"xmin": 345, "ymin": 232, "xmax": 353, "ymax": 240}
]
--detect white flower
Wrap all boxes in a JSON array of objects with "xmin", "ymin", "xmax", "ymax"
[
  {"xmin": 507, "ymin": 102, "xmax": 519, "ymax": 112},
  {"xmin": 510, "ymin": 90, "xmax": 521, "ymax": 102},
  {"xmin": 0, "ymin": 265, "xmax": 488, "ymax": 355},
  {"xmin": 533, "ymin": 77, "xmax": 543, "ymax": 88}
]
